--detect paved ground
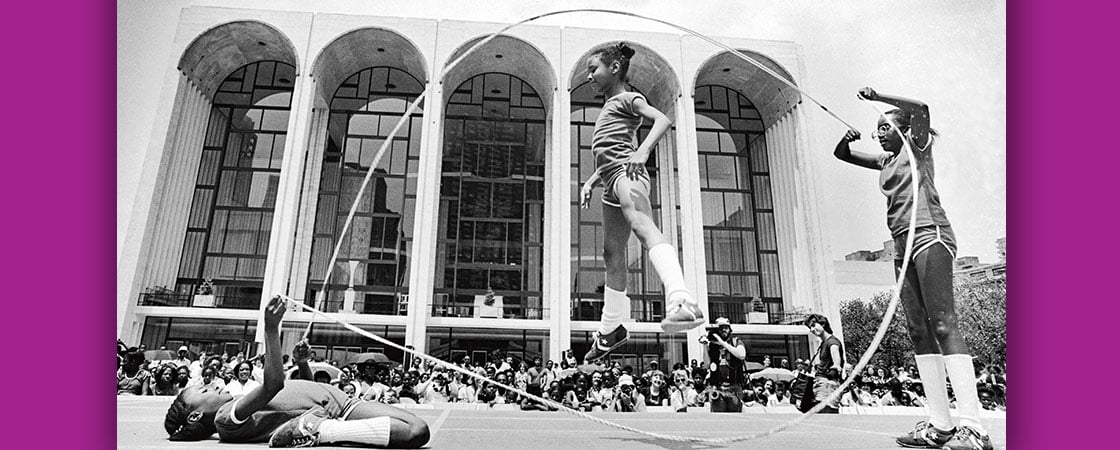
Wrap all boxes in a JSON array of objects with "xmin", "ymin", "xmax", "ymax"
[{"xmin": 119, "ymin": 397, "xmax": 1006, "ymax": 449}]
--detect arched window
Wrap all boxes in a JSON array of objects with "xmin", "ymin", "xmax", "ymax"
[
  {"xmin": 434, "ymin": 73, "xmax": 546, "ymax": 319},
  {"xmin": 307, "ymin": 67, "xmax": 425, "ymax": 314},
  {"xmin": 569, "ymin": 82, "xmax": 668, "ymax": 323},
  {"xmin": 694, "ymin": 85, "xmax": 782, "ymax": 323},
  {"xmin": 175, "ymin": 61, "xmax": 296, "ymax": 308}
]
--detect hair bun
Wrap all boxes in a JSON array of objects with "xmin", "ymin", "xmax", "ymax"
[{"xmin": 616, "ymin": 42, "xmax": 635, "ymax": 58}]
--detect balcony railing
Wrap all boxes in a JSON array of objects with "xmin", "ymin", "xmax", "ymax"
[
  {"xmin": 137, "ymin": 292, "xmax": 260, "ymax": 310},
  {"xmin": 430, "ymin": 300, "xmax": 548, "ymax": 320}
]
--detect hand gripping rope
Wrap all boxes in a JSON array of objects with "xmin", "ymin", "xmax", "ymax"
[{"xmin": 291, "ymin": 8, "xmax": 923, "ymax": 445}]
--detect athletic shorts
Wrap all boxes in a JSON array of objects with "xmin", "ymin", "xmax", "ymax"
[
  {"xmin": 600, "ymin": 164, "xmax": 651, "ymax": 208},
  {"xmin": 893, "ymin": 225, "xmax": 957, "ymax": 262}
]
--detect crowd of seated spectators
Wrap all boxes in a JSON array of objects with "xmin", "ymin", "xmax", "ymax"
[{"xmin": 118, "ymin": 340, "xmax": 1005, "ymax": 412}]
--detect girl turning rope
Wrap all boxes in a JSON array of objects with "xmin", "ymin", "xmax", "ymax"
[
  {"xmin": 834, "ymin": 87, "xmax": 992, "ymax": 450},
  {"xmin": 580, "ymin": 42, "xmax": 704, "ymax": 363}
]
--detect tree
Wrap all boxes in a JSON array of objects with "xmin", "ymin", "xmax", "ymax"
[
  {"xmin": 839, "ymin": 278, "xmax": 1007, "ymax": 370},
  {"xmin": 954, "ymin": 279, "xmax": 1006, "ymax": 367},
  {"xmin": 840, "ymin": 291, "xmax": 913, "ymax": 369}
]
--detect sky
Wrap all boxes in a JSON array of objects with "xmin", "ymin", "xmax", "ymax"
[{"xmin": 117, "ymin": 0, "xmax": 1005, "ymax": 263}]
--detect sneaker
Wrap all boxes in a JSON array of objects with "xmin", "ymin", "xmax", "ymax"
[
  {"xmin": 660, "ymin": 292, "xmax": 705, "ymax": 333},
  {"xmin": 269, "ymin": 407, "xmax": 329, "ymax": 448},
  {"xmin": 895, "ymin": 421, "xmax": 956, "ymax": 448},
  {"xmin": 941, "ymin": 426, "xmax": 993, "ymax": 450},
  {"xmin": 584, "ymin": 325, "xmax": 629, "ymax": 362}
]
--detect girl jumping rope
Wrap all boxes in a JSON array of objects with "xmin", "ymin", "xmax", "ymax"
[
  {"xmin": 834, "ymin": 87, "xmax": 992, "ymax": 450},
  {"xmin": 580, "ymin": 42, "xmax": 705, "ymax": 363}
]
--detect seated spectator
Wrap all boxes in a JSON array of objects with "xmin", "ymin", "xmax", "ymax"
[
  {"xmin": 613, "ymin": 375, "xmax": 645, "ymax": 412},
  {"xmin": 642, "ymin": 371, "xmax": 670, "ymax": 407},
  {"xmin": 520, "ymin": 383, "xmax": 556, "ymax": 411},
  {"xmin": 195, "ymin": 366, "xmax": 225, "ymax": 391},
  {"xmin": 176, "ymin": 366, "xmax": 191, "ymax": 390},
  {"xmin": 117, "ymin": 347, "xmax": 151, "ymax": 396},
  {"xmin": 222, "ymin": 361, "xmax": 261, "ymax": 396},
  {"xmin": 150, "ymin": 364, "xmax": 181, "ymax": 396},
  {"xmin": 415, "ymin": 372, "xmax": 451, "ymax": 404},
  {"xmin": 669, "ymin": 371, "xmax": 698, "ymax": 411},
  {"xmin": 456, "ymin": 374, "xmax": 479, "ymax": 403}
]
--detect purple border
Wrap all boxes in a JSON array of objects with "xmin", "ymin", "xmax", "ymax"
[
  {"xmin": 4, "ymin": 1, "xmax": 116, "ymax": 448},
  {"xmin": 6, "ymin": 1, "xmax": 1106, "ymax": 448}
]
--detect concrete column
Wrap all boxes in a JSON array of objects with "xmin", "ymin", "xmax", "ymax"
[
  {"xmin": 287, "ymin": 106, "xmax": 329, "ymax": 298},
  {"xmin": 673, "ymin": 94, "xmax": 708, "ymax": 363},
  {"xmin": 118, "ymin": 70, "xmax": 190, "ymax": 343},
  {"xmin": 404, "ymin": 79, "xmax": 443, "ymax": 354},
  {"xmin": 255, "ymin": 73, "xmax": 317, "ymax": 343},
  {"xmin": 552, "ymin": 85, "xmax": 572, "ymax": 363}
]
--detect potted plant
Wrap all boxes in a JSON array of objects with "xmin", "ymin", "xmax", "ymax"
[
  {"xmin": 747, "ymin": 297, "xmax": 768, "ymax": 324},
  {"xmin": 192, "ymin": 279, "xmax": 216, "ymax": 307}
]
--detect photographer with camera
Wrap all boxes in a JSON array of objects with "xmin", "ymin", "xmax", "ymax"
[{"xmin": 698, "ymin": 317, "xmax": 747, "ymax": 412}]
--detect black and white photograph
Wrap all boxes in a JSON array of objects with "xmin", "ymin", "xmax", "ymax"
[{"xmin": 116, "ymin": 1, "xmax": 1006, "ymax": 448}]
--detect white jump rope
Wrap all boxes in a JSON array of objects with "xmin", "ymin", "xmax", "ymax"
[{"xmin": 284, "ymin": 9, "xmax": 922, "ymax": 445}]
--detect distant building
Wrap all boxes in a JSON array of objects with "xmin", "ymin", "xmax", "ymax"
[
  {"xmin": 844, "ymin": 240, "xmax": 895, "ymax": 262},
  {"xmin": 954, "ymin": 256, "xmax": 982, "ymax": 271},
  {"xmin": 996, "ymin": 236, "xmax": 1006, "ymax": 263}
]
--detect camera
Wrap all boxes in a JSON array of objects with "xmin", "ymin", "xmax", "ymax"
[{"xmin": 704, "ymin": 325, "xmax": 727, "ymax": 343}]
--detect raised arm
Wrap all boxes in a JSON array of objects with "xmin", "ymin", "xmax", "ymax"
[
  {"xmin": 858, "ymin": 87, "xmax": 931, "ymax": 148},
  {"xmin": 233, "ymin": 296, "xmax": 287, "ymax": 419},
  {"xmin": 833, "ymin": 129, "xmax": 882, "ymax": 170},
  {"xmin": 291, "ymin": 339, "xmax": 312, "ymax": 381}
]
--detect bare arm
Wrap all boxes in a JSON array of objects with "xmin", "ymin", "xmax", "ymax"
[
  {"xmin": 859, "ymin": 87, "xmax": 931, "ymax": 148},
  {"xmin": 291, "ymin": 339, "xmax": 312, "ymax": 381},
  {"xmin": 580, "ymin": 170, "xmax": 600, "ymax": 209},
  {"xmin": 627, "ymin": 96, "xmax": 673, "ymax": 179},
  {"xmin": 833, "ymin": 129, "xmax": 882, "ymax": 170},
  {"xmin": 233, "ymin": 296, "xmax": 287, "ymax": 420},
  {"xmin": 714, "ymin": 335, "xmax": 747, "ymax": 361}
]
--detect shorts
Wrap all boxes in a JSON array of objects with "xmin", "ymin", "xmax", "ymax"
[
  {"xmin": 893, "ymin": 225, "xmax": 957, "ymax": 262},
  {"xmin": 600, "ymin": 164, "xmax": 651, "ymax": 208}
]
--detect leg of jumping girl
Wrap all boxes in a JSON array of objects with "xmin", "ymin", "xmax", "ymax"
[
  {"xmin": 912, "ymin": 245, "xmax": 993, "ymax": 450},
  {"xmin": 612, "ymin": 175, "xmax": 703, "ymax": 333},
  {"xmin": 895, "ymin": 258, "xmax": 957, "ymax": 449},
  {"xmin": 585, "ymin": 204, "xmax": 635, "ymax": 362}
]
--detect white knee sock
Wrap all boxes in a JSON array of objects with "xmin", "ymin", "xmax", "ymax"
[
  {"xmin": 317, "ymin": 416, "xmax": 392, "ymax": 447},
  {"xmin": 598, "ymin": 287, "xmax": 629, "ymax": 335},
  {"xmin": 944, "ymin": 354, "xmax": 987, "ymax": 435},
  {"xmin": 915, "ymin": 354, "xmax": 953, "ymax": 431},
  {"xmin": 647, "ymin": 243, "xmax": 690, "ymax": 302}
]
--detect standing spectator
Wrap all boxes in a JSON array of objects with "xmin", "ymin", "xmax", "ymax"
[
  {"xmin": 762, "ymin": 355, "xmax": 772, "ymax": 368},
  {"xmin": 150, "ymin": 365, "xmax": 181, "ymax": 396},
  {"xmin": 801, "ymin": 314, "xmax": 844, "ymax": 414},
  {"xmin": 780, "ymin": 358, "xmax": 790, "ymax": 370},
  {"xmin": 514, "ymin": 361, "xmax": 531, "ymax": 392},
  {"xmin": 527, "ymin": 356, "xmax": 545, "ymax": 388},
  {"xmin": 223, "ymin": 361, "xmax": 261, "ymax": 396},
  {"xmin": 189, "ymin": 351, "xmax": 207, "ymax": 379},
  {"xmin": 642, "ymin": 361, "xmax": 665, "ymax": 383},
  {"xmin": 172, "ymin": 346, "xmax": 192, "ymax": 367},
  {"xmin": 541, "ymin": 360, "xmax": 558, "ymax": 388},
  {"xmin": 700, "ymin": 317, "xmax": 747, "ymax": 396},
  {"xmin": 117, "ymin": 347, "xmax": 151, "ymax": 396}
]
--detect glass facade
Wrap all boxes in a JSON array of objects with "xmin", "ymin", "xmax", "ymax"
[
  {"xmin": 307, "ymin": 67, "xmax": 425, "ymax": 315},
  {"xmin": 426, "ymin": 327, "xmax": 548, "ymax": 365},
  {"xmin": 174, "ymin": 61, "xmax": 296, "ymax": 308},
  {"xmin": 570, "ymin": 330, "xmax": 688, "ymax": 370},
  {"xmin": 433, "ymin": 73, "xmax": 547, "ymax": 320},
  {"xmin": 694, "ymin": 85, "xmax": 783, "ymax": 324},
  {"xmin": 569, "ymin": 82, "xmax": 675, "ymax": 323}
]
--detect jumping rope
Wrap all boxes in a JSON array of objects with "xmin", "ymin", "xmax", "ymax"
[{"xmin": 291, "ymin": 8, "xmax": 922, "ymax": 444}]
